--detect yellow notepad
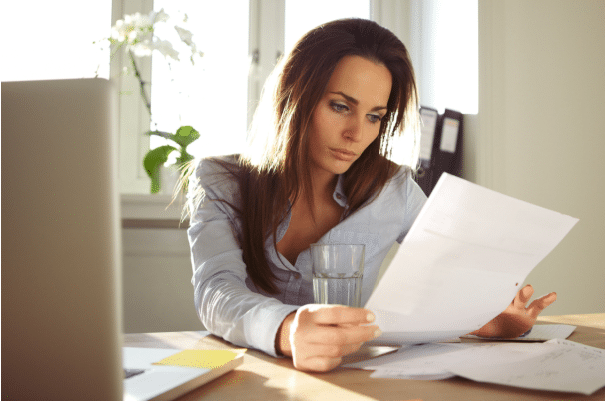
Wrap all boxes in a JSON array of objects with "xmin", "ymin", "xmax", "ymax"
[{"xmin": 153, "ymin": 349, "xmax": 246, "ymax": 369}]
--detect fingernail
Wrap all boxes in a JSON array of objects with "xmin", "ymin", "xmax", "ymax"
[
  {"xmin": 367, "ymin": 312, "xmax": 375, "ymax": 322},
  {"xmin": 373, "ymin": 329, "xmax": 382, "ymax": 339}
]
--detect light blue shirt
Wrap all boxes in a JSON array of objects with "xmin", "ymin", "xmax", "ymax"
[{"xmin": 187, "ymin": 155, "xmax": 427, "ymax": 356}]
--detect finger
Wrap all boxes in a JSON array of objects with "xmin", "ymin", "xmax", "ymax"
[
  {"xmin": 513, "ymin": 284, "xmax": 534, "ymax": 308},
  {"xmin": 302, "ymin": 305, "xmax": 376, "ymax": 326},
  {"xmin": 526, "ymin": 292, "xmax": 557, "ymax": 319},
  {"xmin": 307, "ymin": 324, "xmax": 381, "ymax": 346}
]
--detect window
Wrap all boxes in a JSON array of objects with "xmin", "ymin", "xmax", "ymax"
[
  {"xmin": 1, "ymin": 0, "xmax": 111, "ymax": 81},
  {"xmin": 149, "ymin": 1, "xmax": 250, "ymax": 161},
  {"xmin": 284, "ymin": 0, "xmax": 370, "ymax": 52},
  {"xmin": 432, "ymin": 0, "xmax": 477, "ymax": 114},
  {"xmin": 414, "ymin": 0, "xmax": 478, "ymax": 114}
]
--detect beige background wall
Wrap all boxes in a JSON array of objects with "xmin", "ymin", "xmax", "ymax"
[{"xmin": 465, "ymin": 0, "xmax": 605, "ymax": 314}]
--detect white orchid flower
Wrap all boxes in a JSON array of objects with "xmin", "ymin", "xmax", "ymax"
[
  {"xmin": 111, "ymin": 19, "xmax": 130, "ymax": 42},
  {"xmin": 174, "ymin": 26, "xmax": 203, "ymax": 62},
  {"xmin": 128, "ymin": 12, "xmax": 152, "ymax": 29},
  {"xmin": 174, "ymin": 26, "xmax": 193, "ymax": 46},
  {"xmin": 153, "ymin": 39, "xmax": 180, "ymax": 60},
  {"xmin": 149, "ymin": 8, "xmax": 170, "ymax": 24},
  {"xmin": 130, "ymin": 40, "xmax": 153, "ymax": 57},
  {"xmin": 106, "ymin": 8, "xmax": 202, "ymax": 63}
]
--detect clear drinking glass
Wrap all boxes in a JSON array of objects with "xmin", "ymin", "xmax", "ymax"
[{"xmin": 310, "ymin": 244, "xmax": 365, "ymax": 307}]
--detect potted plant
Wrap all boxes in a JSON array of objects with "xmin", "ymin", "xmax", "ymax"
[{"xmin": 98, "ymin": 8, "xmax": 203, "ymax": 194}]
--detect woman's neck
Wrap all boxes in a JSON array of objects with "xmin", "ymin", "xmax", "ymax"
[
  {"xmin": 277, "ymin": 170, "xmax": 343, "ymax": 265},
  {"xmin": 308, "ymin": 169, "xmax": 339, "ymax": 205}
]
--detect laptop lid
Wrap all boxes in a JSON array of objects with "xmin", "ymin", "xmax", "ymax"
[
  {"xmin": 122, "ymin": 347, "xmax": 244, "ymax": 401},
  {"xmin": 2, "ymin": 78, "xmax": 123, "ymax": 400}
]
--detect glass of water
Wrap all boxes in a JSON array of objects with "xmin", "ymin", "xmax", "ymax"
[{"xmin": 310, "ymin": 244, "xmax": 365, "ymax": 307}]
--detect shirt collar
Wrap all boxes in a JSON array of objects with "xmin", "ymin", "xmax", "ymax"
[{"xmin": 333, "ymin": 174, "xmax": 347, "ymax": 207}]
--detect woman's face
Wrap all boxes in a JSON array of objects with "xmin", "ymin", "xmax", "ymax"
[{"xmin": 308, "ymin": 55, "xmax": 392, "ymax": 178}]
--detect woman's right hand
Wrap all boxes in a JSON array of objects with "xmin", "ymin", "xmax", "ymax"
[{"xmin": 276, "ymin": 304, "xmax": 381, "ymax": 372}]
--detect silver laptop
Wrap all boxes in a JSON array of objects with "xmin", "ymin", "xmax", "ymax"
[{"xmin": 2, "ymin": 79, "xmax": 240, "ymax": 401}]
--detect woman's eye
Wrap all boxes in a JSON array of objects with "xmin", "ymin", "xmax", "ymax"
[
  {"xmin": 367, "ymin": 114, "xmax": 382, "ymax": 123},
  {"xmin": 330, "ymin": 102, "xmax": 349, "ymax": 113}
]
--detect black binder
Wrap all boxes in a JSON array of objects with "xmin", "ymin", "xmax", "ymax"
[
  {"xmin": 432, "ymin": 108, "xmax": 463, "ymax": 188},
  {"xmin": 416, "ymin": 106, "xmax": 439, "ymax": 195},
  {"xmin": 415, "ymin": 108, "xmax": 463, "ymax": 196}
]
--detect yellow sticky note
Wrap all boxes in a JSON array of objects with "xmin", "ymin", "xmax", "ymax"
[{"xmin": 153, "ymin": 349, "xmax": 245, "ymax": 369}]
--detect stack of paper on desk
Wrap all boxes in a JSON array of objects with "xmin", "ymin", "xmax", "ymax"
[
  {"xmin": 365, "ymin": 173, "xmax": 578, "ymax": 345},
  {"xmin": 344, "ymin": 339, "xmax": 605, "ymax": 395},
  {"xmin": 445, "ymin": 339, "xmax": 605, "ymax": 395}
]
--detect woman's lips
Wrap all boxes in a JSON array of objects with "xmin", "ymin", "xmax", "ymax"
[{"xmin": 330, "ymin": 148, "xmax": 357, "ymax": 161}]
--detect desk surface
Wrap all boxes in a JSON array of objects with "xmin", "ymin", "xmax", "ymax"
[{"xmin": 124, "ymin": 313, "xmax": 605, "ymax": 401}]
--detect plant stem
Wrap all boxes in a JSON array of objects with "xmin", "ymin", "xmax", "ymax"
[
  {"xmin": 128, "ymin": 50, "xmax": 152, "ymax": 117},
  {"xmin": 147, "ymin": 130, "xmax": 173, "ymax": 140}
]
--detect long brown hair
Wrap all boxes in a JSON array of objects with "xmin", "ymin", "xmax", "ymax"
[{"xmin": 185, "ymin": 18, "xmax": 419, "ymax": 294}]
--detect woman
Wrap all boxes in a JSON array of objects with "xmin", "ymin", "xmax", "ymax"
[{"xmin": 183, "ymin": 18, "xmax": 556, "ymax": 372}]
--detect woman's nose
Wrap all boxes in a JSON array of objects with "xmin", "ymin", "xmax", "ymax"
[{"xmin": 343, "ymin": 118, "xmax": 363, "ymax": 142}]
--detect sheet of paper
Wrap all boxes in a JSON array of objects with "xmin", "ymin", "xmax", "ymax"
[
  {"xmin": 344, "ymin": 342, "xmax": 549, "ymax": 375},
  {"xmin": 365, "ymin": 173, "xmax": 578, "ymax": 344},
  {"xmin": 343, "ymin": 342, "xmax": 475, "ymax": 378},
  {"xmin": 444, "ymin": 339, "xmax": 605, "ymax": 395},
  {"xmin": 463, "ymin": 324, "xmax": 576, "ymax": 342}
]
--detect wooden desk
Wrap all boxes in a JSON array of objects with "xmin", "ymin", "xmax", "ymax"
[{"xmin": 124, "ymin": 313, "xmax": 605, "ymax": 401}]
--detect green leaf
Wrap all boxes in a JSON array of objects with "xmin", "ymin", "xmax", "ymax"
[
  {"xmin": 143, "ymin": 145, "xmax": 177, "ymax": 193},
  {"xmin": 171, "ymin": 125, "xmax": 200, "ymax": 148},
  {"xmin": 146, "ymin": 127, "xmax": 200, "ymax": 152}
]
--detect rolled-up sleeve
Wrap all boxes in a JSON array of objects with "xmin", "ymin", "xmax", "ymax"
[{"xmin": 187, "ymin": 158, "xmax": 298, "ymax": 356}]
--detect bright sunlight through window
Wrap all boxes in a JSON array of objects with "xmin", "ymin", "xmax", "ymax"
[
  {"xmin": 284, "ymin": 0, "xmax": 370, "ymax": 52},
  {"xmin": 150, "ymin": 1, "xmax": 250, "ymax": 161},
  {"xmin": 428, "ymin": 0, "xmax": 478, "ymax": 114},
  {"xmin": 1, "ymin": 1, "xmax": 111, "ymax": 81}
]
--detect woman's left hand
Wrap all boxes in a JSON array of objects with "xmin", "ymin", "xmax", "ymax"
[{"xmin": 470, "ymin": 284, "xmax": 557, "ymax": 338}]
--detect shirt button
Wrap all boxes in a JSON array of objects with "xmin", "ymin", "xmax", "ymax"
[
  {"xmin": 335, "ymin": 194, "xmax": 342, "ymax": 200},
  {"xmin": 293, "ymin": 272, "xmax": 301, "ymax": 279}
]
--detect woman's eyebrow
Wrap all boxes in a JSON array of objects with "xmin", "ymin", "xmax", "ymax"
[{"xmin": 330, "ymin": 91, "xmax": 387, "ymax": 111}]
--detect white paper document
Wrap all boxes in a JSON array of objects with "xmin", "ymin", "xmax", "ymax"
[
  {"xmin": 343, "ymin": 343, "xmax": 465, "ymax": 379},
  {"xmin": 445, "ymin": 339, "xmax": 605, "ymax": 395},
  {"xmin": 463, "ymin": 324, "xmax": 576, "ymax": 342},
  {"xmin": 365, "ymin": 173, "xmax": 578, "ymax": 345},
  {"xmin": 345, "ymin": 340, "xmax": 605, "ymax": 395}
]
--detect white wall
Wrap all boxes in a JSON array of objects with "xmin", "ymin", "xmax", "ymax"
[
  {"xmin": 466, "ymin": 0, "xmax": 605, "ymax": 314},
  {"xmin": 122, "ymin": 228, "xmax": 201, "ymax": 333}
]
